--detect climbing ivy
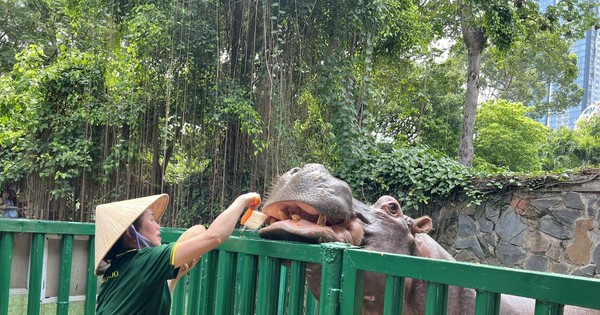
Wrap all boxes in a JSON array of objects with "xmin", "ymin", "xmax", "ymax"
[{"xmin": 337, "ymin": 143, "xmax": 477, "ymax": 215}]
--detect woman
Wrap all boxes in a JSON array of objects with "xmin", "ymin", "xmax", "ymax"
[
  {"xmin": 95, "ymin": 192, "xmax": 260, "ymax": 314},
  {"xmin": 1, "ymin": 189, "xmax": 18, "ymax": 218}
]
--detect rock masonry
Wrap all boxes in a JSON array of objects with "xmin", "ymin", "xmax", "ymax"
[{"xmin": 433, "ymin": 178, "xmax": 600, "ymax": 278}]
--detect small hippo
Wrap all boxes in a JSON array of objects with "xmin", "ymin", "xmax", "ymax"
[{"xmin": 258, "ymin": 163, "xmax": 599, "ymax": 315}]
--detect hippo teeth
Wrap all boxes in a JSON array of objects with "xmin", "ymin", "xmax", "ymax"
[
  {"xmin": 316, "ymin": 214, "xmax": 327, "ymax": 226},
  {"xmin": 278, "ymin": 210, "xmax": 290, "ymax": 221}
]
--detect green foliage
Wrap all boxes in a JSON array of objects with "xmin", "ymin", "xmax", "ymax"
[
  {"xmin": 338, "ymin": 143, "xmax": 474, "ymax": 215},
  {"xmin": 0, "ymin": 0, "xmax": 58, "ymax": 73},
  {"xmin": 373, "ymin": 0, "xmax": 431, "ymax": 55},
  {"xmin": 175, "ymin": 171, "xmax": 215, "ymax": 227},
  {"xmin": 218, "ymin": 84, "xmax": 266, "ymax": 154},
  {"xmin": 474, "ymin": 99, "xmax": 549, "ymax": 172},
  {"xmin": 0, "ymin": 46, "xmax": 107, "ymax": 192},
  {"xmin": 540, "ymin": 117, "xmax": 600, "ymax": 170},
  {"xmin": 475, "ymin": 0, "xmax": 599, "ymax": 119},
  {"xmin": 368, "ymin": 49, "xmax": 464, "ymax": 158},
  {"xmin": 540, "ymin": 127, "xmax": 583, "ymax": 171},
  {"xmin": 482, "ymin": 29, "xmax": 583, "ymax": 118},
  {"xmin": 483, "ymin": 0, "xmax": 517, "ymax": 51},
  {"xmin": 1, "ymin": 0, "xmax": 598, "ymax": 223},
  {"xmin": 575, "ymin": 116, "xmax": 600, "ymax": 164},
  {"xmin": 293, "ymin": 91, "xmax": 337, "ymax": 166}
]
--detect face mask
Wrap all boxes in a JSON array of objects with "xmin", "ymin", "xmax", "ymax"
[{"xmin": 128, "ymin": 225, "xmax": 153, "ymax": 249}]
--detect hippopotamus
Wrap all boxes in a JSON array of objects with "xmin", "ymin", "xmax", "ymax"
[{"xmin": 257, "ymin": 163, "xmax": 599, "ymax": 315}]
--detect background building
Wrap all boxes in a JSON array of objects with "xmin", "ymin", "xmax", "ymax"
[{"xmin": 539, "ymin": 0, "xmax": 600, "ymax": 129}]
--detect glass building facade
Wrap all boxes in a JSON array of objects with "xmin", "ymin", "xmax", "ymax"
[{"xmin": 539, "ymin": 0, "xmax": 600, "ymax": 129}]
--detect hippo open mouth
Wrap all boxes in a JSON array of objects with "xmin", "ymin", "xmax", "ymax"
[
  {"xmin": 257, "ymin": 164, "xmax": 364, "ymax": 245},
  {"xmin": 259, "ymin": 201, "xmax": 359, "ymax": 244}
]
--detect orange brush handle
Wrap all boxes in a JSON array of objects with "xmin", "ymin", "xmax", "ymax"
[
  {"xmin": 240, "ymin": 196, "xmax": 261, "ymax": 225},
  {"xmin": 241, "ymin": 208, "xmax": 253, "ymax": 224}
]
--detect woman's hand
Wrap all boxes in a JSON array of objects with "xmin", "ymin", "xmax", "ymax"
[
  {"xmin": 237, "ymin": 192, "xmax": 261, "ymax": 208},
  {"xmin": 169, "ymin": 257, "xmax": 199, "ymax": 292},
  {"xmin": 177, "ymin": 257, "xmax": 199, "ymax": 278}
]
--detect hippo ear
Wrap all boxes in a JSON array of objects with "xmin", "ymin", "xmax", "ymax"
[{"xmin": 410, "ymin": 216, "xmax": 432, "ymax": 235}]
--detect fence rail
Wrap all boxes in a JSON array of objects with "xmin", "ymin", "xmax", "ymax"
[{"xmin": 2, "ymin": 218, "xmax": 600, "ymax": 315}]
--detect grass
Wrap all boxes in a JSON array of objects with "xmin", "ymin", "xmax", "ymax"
[{"xmin": 8, "ymin": 294, "xmax": 86, "ymax": 315}]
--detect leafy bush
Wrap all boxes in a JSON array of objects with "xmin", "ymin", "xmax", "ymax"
[{"xmin": 337, "ymin": 143, "xmax": 475, "ymax": 215}]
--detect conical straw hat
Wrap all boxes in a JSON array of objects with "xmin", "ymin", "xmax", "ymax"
[{"xmin": 94, "ymin": 194, "xmax": 169, "ymax": 275}]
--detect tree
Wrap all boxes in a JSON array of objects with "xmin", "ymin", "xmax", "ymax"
[
  {"xmin": 0, "ymin": 0, "xmax": 59, "ymax": 73},
  {"xmin": 540, "ymin": 127, "xmax": 583, "ymax": 171},
  {"xmin": 432, "ymin": 0, "xmax": 600, "ymax": 166},
  {"xmin": 474, "ymin": 99, "xmax": 548, "ymax": 172},
  {"xmin": 480, "ymin": 31, "xmax": 583, "ymax": 118},
  {"xmin": 575, "ymin": 116, "xmax": 600, "ymax": 166},
  {"xmin": 368, "ymin": 51, "xmax": 465, "ymax": 157},
  {"xmin": 540, "ymin": 116, "xmax": 600, "ymax": 171}
]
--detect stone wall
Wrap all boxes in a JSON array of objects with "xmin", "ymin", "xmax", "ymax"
[{"xmin": 433, "ymin": 177, "xmax": 600, "ymax": 278}]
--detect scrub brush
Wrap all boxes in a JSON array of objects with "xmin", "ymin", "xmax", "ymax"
[{"xmin": 240, "ymin": 196, "xmax": 267, "ymax": 229}]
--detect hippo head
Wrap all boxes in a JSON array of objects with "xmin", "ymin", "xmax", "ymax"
[
  {"xmin": 257, "ymin": 164, "xmax": 451, "ymax": 314},
  {"xmin": 259, "ymin": 163, "xmax": 365, "ymax": 245},
  {"xmin": 363, "ymin": 195, "xmax": 432, "ymax": 256},
  {"xmin": 258, "ymin": 163, "xmax": 432, "ymax": 255}
]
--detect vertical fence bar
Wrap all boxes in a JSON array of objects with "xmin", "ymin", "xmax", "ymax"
[
  {"xmin": 340, "ymin": 251, "xmax": 365, "ymax": 315},
  {"xmin": 0, "ymin": 232, "xmax": 13, "ymax": 315},
  {"xmin": 277, "ymin": 265, "xmax": 289, "ymax": 315},
  {"xmin": 256, "ymin": 255, "xmax": 281, "ymax": 315},
  {"xmin": 383, "ymin": 275, "xmax": 405, "ymax": 315},
  {"xmin": 426, "ymin": 282, "xmax": 448, "ymax": 315},
  {"xmin": 171, "ymin": 274, "xmax": 188, "ymax": 315},
  {"xmin": 57, "ymin": 234, "xmax": 74, "ymax": 315},
  {"xmin": 475, "ymin": 290, "xmax": 500, "ymax": 315},
  {"xmin": 534, "ymin": 300, "xmax": 564, "ymax": 315},
  {"xmin": 214, "ymin": 251, "xmax": 236, "ymax": 315},
  {"xmin": 288, "ymin": 260, "xmax": 306, "ymax": 315},
  {"xmin": 27, "ymin": 233, "xmax": 44, "ymax": 315},
  {"xmin": 84, "ymin": 235, "xmax": 96, "ymax": 315},
  {"xmin": 235, "ymin": 253, "xmax": 258, "ymax": 315},
  {"xmin": 196, "ymin": 250, "xmax": 217, "ymax": 315},
  {"xmin": 319, "ymin": 242, "xmax": 350, "ymax": 315},
  {"xmin": 305, "ymin": 290, "xmax": 318, "ymax": 315},
  {"xmin": 186, "ymin": 261, "xmax": 203, "ymax": 315}
]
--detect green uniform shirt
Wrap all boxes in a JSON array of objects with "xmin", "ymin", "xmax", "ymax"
[{"xmin": 97, "ymin": 243, "xmax": 179, "ymax": 315}]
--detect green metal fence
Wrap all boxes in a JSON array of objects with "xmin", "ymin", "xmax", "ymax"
[{"xmin": 2, "ymin": 218, "xmax": 600, "ymax": 315}]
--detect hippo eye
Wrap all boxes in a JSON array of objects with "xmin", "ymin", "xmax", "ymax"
[{"xmin": 387, "ymin": 203, "xmax": 399, "ymax": 215}]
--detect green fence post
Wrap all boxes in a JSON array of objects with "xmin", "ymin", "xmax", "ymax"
[
  {"xmin": 84, "ymin": 235, "xmax": 97, "ymax": 315},
  {"xmin": 535, "ymin": 300, "xmax": 564, "ymax": 315},
  {"xmin": 27, "ymin": 233, "xmax": 44, "ymax": 315},
  {"xmin": 171, "ymin": 276, "xmax": 187, "ymax": 315},
  {"xmin": 256, "ymin": 255, "xmax": 281, "ymax": 315},
  {"xmin": 339, "ymin": 249, "xmax": 365, "ymax": 315},
  {"xmin": 475, "ymin": 290, "xmax": 500, "ymax": 315},
  {"xmin": 277, "ymin": 265, "xmax": 289, "ymax": 315},
  {"xmin": 57, "ymin": 234, "xmax": 74, "ymax": 315},
  {"xmin": 288, "ymin": 260, "xmax": 306, "ymax": 315},
  {"xmin": 0, "ymin": 232, "xmax": 13, "ymax": 315},
  {"xmin": 235, "ymin": 253, "xmax": 258, "ymax": 315},
  {"xmin": 214, "ymin": 250, "xmax": 237, "ymax": 315},
  {"xmin": 306, "ymin": 290, "xmax": 318, "ymax": 315},
  {"xmin": 196, "ymin": 250, "xmax": 217, "ymax": 315},
  {"xmin": 383, "ymin": 275, "xmax": 405, "ymax": 315},
  {"xmin": 425, "ymin": 282, "xmax": 448, "ymax": 315},
  {"xmin": 318, "ymin": 242, "xmax": 351, "ymax": 315}
]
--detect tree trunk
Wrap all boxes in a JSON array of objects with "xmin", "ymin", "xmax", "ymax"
[{"xmin": 458, "ymin": 2, "xmax": 486, "ymax": 167}]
